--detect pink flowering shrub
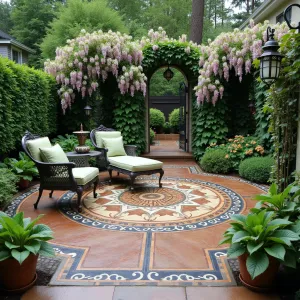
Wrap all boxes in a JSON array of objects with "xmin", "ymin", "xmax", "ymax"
[
  {"xmin": 45, "ymin": 29, "xmax": 147, "ymax": 112},
  {"xmin": 194, "ymin": 20, "xmax": 289, "ymax": 105}
]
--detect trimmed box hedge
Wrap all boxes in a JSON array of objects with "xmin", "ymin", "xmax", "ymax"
[{"xmin": 0, "ymin": 57, "xmax": 57, "ymax": 154}]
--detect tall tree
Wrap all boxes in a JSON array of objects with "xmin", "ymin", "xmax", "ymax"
[
  {"xmin": 0, "ymin": 1, "xmax": 13, "ymax": 33},
  {"xmin": 190, "ymin": 0, "xmax": 205, "ymax": 44},
  {"xmin": 40, "ymin": 0, "xmax": 128, "ymax": 60},
  {"xmin": 10, "ymin": 0, "xmax": 61, "ymax": 67}
]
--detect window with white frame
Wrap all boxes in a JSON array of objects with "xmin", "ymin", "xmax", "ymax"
[{"xmin": 12, "ymin": 48, "xmax": 22, "ymax": 64}]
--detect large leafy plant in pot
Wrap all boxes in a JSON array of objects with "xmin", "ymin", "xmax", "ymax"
[
  {"xmin": 0, "ymin": 212, "xmax": 55, "ymax": 291},
  {"xmin": 220, "ymin": 210, "xmax": 300, "ymax": 289}
]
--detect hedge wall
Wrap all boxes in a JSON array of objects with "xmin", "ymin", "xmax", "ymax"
[{"xmin": 0, "ymin": 57, "xmax": 57, "ymax": 154}]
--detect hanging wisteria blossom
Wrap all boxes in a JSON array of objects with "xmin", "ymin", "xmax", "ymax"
[
  {"xmin": 45, "ymin": 29, "xmax": 147, "ymax": 112},
  {"xmin": 194, "ymin": 20, "xmax": 289, "ymax": 105}
]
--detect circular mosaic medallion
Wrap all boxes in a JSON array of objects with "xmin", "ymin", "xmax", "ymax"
[{"xmin": 57, "ymin": 178, "xmax": 245, "ymax": 232}]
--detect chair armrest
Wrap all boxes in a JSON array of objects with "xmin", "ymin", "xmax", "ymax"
[
  {"xmin": 124, "ymin": 145, "xmax": 137, "ymax": 156},
  {"xmin": 36, "ymin": 162, "xmax": 77, "ymax": 188},
  {"xmin": 93, "ymin": 147, "xmax": 110, "ymax": 171}
]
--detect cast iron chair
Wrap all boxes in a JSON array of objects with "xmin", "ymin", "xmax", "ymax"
[{"xmin": 22, "ymin": 131, "xmax": 99, "ymax": 212}]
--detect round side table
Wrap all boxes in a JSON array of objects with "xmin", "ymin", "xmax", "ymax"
[{"xmin": 66, "ymin": 151, "xmax": 102, "ymax": 167}]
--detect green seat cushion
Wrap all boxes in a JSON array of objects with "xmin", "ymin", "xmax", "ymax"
[
  {"xmin": 39, "ymin": 144, "xmax": 69, "ymax": 163},
  {"xmin": 95, "ymin": 131, "xmax": 121, "ymax": 148},
  {"xmin": 72, "ymin": 167, "xmax": 99, "ymax": 185},
  {"xmin": 108, "ymin": 156, "xmax": 163, "ymax": 172},
  {"xmin": 26, "ymin": 137, "xmax": 52, "ymax": 162},
  {"xmin": 102, "ymin": 136, "xmax": 127, "ymax": 157}
]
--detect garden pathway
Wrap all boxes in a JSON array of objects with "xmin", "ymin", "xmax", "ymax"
[{"xmin": 7, "ymin": 159, "xmax": 277, "ymax": 299}]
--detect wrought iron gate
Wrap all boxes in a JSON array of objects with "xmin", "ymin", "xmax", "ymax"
[{"xmin": 179, "ymin": 82, "xmax": 187, "ymax": 151}]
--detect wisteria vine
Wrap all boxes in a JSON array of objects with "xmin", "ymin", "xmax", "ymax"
[{"xmin": 45, "ymin": 21, "xmax": 290, "ymax": 112}]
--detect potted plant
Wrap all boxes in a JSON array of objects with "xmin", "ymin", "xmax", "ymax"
[
  {"xmin": 0, "ymin": 211, "xmax": 55, "ymax": 291},
  {"xmin": 0, "ymin": 152, "xmax": 38, "ymax": 189},
  {"xmin": 220, "ymin": 210, "xmax": 300, "ymax": 291}
]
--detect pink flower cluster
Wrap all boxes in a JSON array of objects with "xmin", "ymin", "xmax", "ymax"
[
  {"xmin": 195, "ymin": 20, "xmax": 289, "ymax": 105},
  {"xmin": 45, "ymin": 29, "xmax": 146, "ymax": 112}
]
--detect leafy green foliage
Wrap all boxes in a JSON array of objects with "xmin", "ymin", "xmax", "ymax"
[
  {"xmin": 142, "ymin": 42, "xmax": 200, "ymax": 80},
  {"xmin": 0, "ymin": 212, "xmax": 55, "ymax": 264},
  {"xmin": 220, "ymin": 210, "xmax": 300, "ymax": 279},
  {"xmin": 192, "ymin": 100, "xmax": 228, "ymax": 161},
  {"xmin": 239, "ymin": 156, "xmax": 274, "ymax": 184},
  {"xmin": 113, "ymin": 93, "xmax": 146, "ymax": 155},
  {"xmin": 0, "ymin": 1, "xmax": 13, "ymax": 32},
  {"xmin": 0, "ymin": 152, "xmax": 38, "ymax": 181},
  {"xmin": 149, "ymin": 128, "xmax": 155, "ymax": 145},
  {"xmin": 206, "ymin": 135, "xmax": 265, "ymax": 171},
  {"xmin": 0, "ymin": 57, "xmax": 57, "ymax": 155},
  {"xmin": 163, "ymin": 122, "xmax": 171, "ymax": 134},
  {"xmin": 52, "ymin": 134, "xmax": 95, "ymax": 152},
  {"xmin": 10, "ymin": 0, "xmax": 60, "ymax": 67},
  {"xmin": 200, "ymin": 149, "xmax": 231, "ymax": 174},
  {"xmin": 150, "ymin": 108, "xmax": 165, "ymax": 131},
  {"xmin": 252, "ymin": 182, "xmax": 300, "ymax": 221},
  {"xmin": 40, "ymin": 0, "xmax": 128, "ymax": 59},
  {"xmin": 169, "ymin": 108, "xmax": 179, "ymax": 132},
  {"xmin": 150, "ymin": 68, "xmax": 185, "ymax": 96},
  {"xmin": 0, "ymin": 169, "xmax": 18, "ymax": 208}
]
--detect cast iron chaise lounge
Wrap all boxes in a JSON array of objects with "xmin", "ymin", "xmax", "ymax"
[
  {"xmin": 90, "ymin": 125, "xmax": 164, "ymax": 190},
  {"xmin": 22, "ymin": 131, "xmax": 99, "ymax": 212}
]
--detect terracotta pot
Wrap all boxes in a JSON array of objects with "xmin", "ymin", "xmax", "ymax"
[
  {"xmin": 238, "ymin": 253, "xmax": 280, "ymax": 289},
  {"xmin": 18, "ymin": 178, "xmax": 30, "ymax": 190},
  {"xmin": 0, "ymin": 254, "xmax": 38, "ymax": 290}
]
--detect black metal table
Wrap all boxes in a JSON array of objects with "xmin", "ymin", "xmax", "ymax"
[{"xmin": 66, "ymin": 151, "xmax": 102, "ymax": 167}]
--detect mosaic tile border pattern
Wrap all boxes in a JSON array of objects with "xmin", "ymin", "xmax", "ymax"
[
  {"xmin": 49, "ymin": 239, "xmax": 236, "ymax": 286},
  {"xmin": 58, "ymin": 177, "xmax": 245, "ymax": 232}
]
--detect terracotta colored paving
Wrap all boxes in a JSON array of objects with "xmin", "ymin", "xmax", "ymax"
[{"xmin": 10, "ymin": 160, "xmax": 267, "ymax": 287}]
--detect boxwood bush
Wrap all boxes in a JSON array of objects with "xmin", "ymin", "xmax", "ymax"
[
  {"xmin": 239, "ymin": 156, "xmax": 274, "ymax": 183},
  {"xmin": 0, "ymin": 168, "xmax": 18, "ymax": 208},
  {"xmin": 0, "ymin": 57, "xmax": 57, "ymax": 155},
  {"xmin": 150, "ymin": 108, "xmax": 165, "ymax": 131},
  {"xmin": 200, "ymin": 149, "xmax": 231, "ymax": 174},
  {"xmin": 169, "ymin": 108, "xmax": 180, "ymax": 132}
]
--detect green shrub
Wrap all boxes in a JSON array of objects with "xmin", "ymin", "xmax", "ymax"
[
  {"xmin": 0, "ymin": 168, "xmax": 18, "ymax": 208},
  {"xmin": 163, "ymin": 122, "xmax": 171, "ymax": 134},
  {"xmin": 200, "ymin": 149, "xmax": 231, "ymax": 174},
  {"xmin": 150, "ymin": 108, "xmax": 165, "ymax": 130},
  {"xmin": 150, "ymin": 128, "xmax": 155, "ymax": 144},
  {"xmin": 0, "ymin": 57, "xmax": 57, "ymax": 155},
  {"xmin": 169, "ymin": 108, "xmax": 180, "ymax": 132},
  {"xmin": 239, "ymin": 156, "xmax": 274, "ymax": 183}
]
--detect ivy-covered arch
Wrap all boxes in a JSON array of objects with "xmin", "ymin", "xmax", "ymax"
[{"xmin": 141, "ymin": 35, "xmax": 201, "ymax": 152}]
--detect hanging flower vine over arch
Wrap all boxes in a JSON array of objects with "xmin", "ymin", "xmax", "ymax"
[
  {"xmin": 194, "ymin": 20, "xmax": 290, "ymax": 105},
  {"xmin": 45, "ymin": 29, "xmax": 147, "ymax": 112}
]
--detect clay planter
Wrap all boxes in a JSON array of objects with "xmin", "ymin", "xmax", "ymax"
[
  {"xmin": 238, "ymin": 253, "xmax": 280, "ymax": 291},
  {"xmin": 18, "ymin": 178, "xmax": 30, "ymax": 190},
  {"xmin": 0, "ymin": 254, "xmax": 38, "ymax": 291}
]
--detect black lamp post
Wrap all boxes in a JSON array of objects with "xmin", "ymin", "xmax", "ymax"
[
  {"xmin": 84, "ymin": 105, "xmax": 92, "ymax": 116},
  {"xmin": 259, "ymin": 27, "xmax": 283, "ymax": 85},
  {"xmin": 163, "ymin": 66, "xmax": 174, "ymax": 81},
  {"xmin": 284, "ymin": 4, "xmax": 300, "ymax": 33}
]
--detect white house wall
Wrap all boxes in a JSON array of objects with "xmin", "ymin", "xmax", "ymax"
[{"xmin": 0, "ymin": 44, "xmax": 10, "ymax": 59}]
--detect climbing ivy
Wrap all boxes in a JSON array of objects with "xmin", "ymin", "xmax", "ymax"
[
  {"xmin": 142, "ymin": 41, "xmax": 200, "ymax": 79},
  {"xmin": 113, "ymin": 92, "xmax": 146, "ymax": 155},
  {"xmin": 192, "ymin": 100, "xmax": 228, "ymax": 161}
]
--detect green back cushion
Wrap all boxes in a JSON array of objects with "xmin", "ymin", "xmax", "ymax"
[
  {"xmin": 26, "ymin": 137, "xmax": 52, "ymax": 162},
  {"xmin": 39, "ymin": 144, "xmax": 69, "ymax": 163},
  {"xmin": 95, "ymin": 131, "xmax": 121, "ymax": 148},
  {"xmin": 102, "ymin": 136, "xmax": 127, "ymax": 157}
]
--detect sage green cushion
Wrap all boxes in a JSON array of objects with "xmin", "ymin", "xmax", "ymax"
[
  {"xmin": 108, "ymin": 156, "xmax": 163, "ymax": 172},
  {"xmin": 102, "ymin": 136, "xmax": 127, "ymax": 157},
  {"xmin": 95, "ymin": 131, "xmax": 121, "ymax": 148},
  {"xmin": 72, "ymin": 167, "xmax": 99, "ymax": 185},
  {"xmin": 39, "ymin": 144, "xmax": 69, "ymax": 163},
  {"xmin": 26, "ymin": 137, "xmax": 52, "ymax": 162}
]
